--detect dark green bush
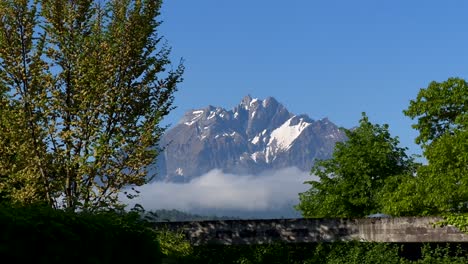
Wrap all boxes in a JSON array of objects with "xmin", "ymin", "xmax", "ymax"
[
  {"xmin": 179, "ymin": 242, "xmax": 468, "ymax": 264},
  {"xmin": 0, "ymin": 204, "xmax": 162, "ymax": 263},
  {"xmin": 181, "ymin": 242, "xmax": 400, "ymax": 264},
  {"xmin": 310, "ymin": 242, "xmax": 402, "ymax": 264}
]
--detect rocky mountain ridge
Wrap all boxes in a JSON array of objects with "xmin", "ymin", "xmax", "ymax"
[{"xmin": 155, "ymin": 95, "xmax": 347, "ymax": 182}]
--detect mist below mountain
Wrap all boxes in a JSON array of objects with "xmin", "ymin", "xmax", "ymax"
[{"xmin": 123, "ymin": 167, "xmax": 314, "ymax": 219}]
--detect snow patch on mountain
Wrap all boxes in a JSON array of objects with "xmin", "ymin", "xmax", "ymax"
[
  {"xmin": 215, "ymin": 131, "xmax": 237, "ymax": 138},
  {"xmin": 207, "ymin": 111, "xmax": 216, "ymax": 120},
  {"xmin": 250, "ymin": 98, "xmax": 259, "ymax": 106},
  {"xmin": 268, "ymin": 116, "xmax": 311, "ymax": 150},
  {"xmin": 175, "ymin": 168, "xmax": 184, "ymax": 176},
  {"xmin": 250, "ymin": 152, "xmax": 264, "ymax": 163},
  {"xmin": 262, "ymin": 116, "xmax": 312, "ymax": 163},
  {"xmin": 184, "ymin": 110, "xmax": 205, "ymax": 126},
  {"xmin": 251, "ymin": 135, "xmax": 260, "ymax": 144}
]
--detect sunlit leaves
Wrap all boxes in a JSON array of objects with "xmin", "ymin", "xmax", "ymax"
[
  {"xmin": 296, "ymin": 113, "xmax": 416, "ymax": 218},
  {"xmin": 404, "ymin": 77, "xmax": 468, "ymax": 146},
  {"xmin": 0, "ymin": 0, "xmax": 183, "ymax": 211},
  {"xmin": 398, "ymin": 77, "xmax": 468, "ymax": 215}
]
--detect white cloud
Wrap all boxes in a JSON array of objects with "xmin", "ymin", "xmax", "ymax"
[{"xmin": 120, "ymin": 167, "xmax": 316, "ymax": 213}]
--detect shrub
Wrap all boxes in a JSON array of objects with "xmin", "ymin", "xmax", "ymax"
[{"xmin": 0, "ymin": 203, "xmax": 163, "ymax": 263}]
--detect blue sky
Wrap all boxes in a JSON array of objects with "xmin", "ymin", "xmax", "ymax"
[{"xmin": 157, "ymin": 0, "xmax": 468, "ymax": 157}]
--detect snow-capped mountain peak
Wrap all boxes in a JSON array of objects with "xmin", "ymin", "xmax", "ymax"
[
  {"xmin": 156, "ymin": 96, "xmax": 346, "ymax": 182},
  {"xmin": 239, "ymin": 95, "xmax": 255, "ymax": 110}
]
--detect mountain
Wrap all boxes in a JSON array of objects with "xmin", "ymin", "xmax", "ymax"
[{"xmin": 154, "ymin": 95, "xmax": 346, "ymax": 182}]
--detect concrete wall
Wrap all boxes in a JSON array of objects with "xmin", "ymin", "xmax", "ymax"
[{"xmin": 153, "ymin": 217, "xmax": 468, "ymax": 245}]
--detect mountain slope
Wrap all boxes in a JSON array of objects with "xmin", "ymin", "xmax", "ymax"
[{"xmin": 155, "ymin": 95, "xmax": 346, "ymax": 182}]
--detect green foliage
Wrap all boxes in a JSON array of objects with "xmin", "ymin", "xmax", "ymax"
[
  {"xmin": 156, "ymin": 228, "xmax": 193, "ymax": 259},
  {"xmin": 308, "ymin": 242, "xmax": 402, "ymax": 264},
  {"xmin": 297, "ymin": 77, "xmax": 468, "ymax": 217},
  {"xmin": 176, "ymin": 242, "xmax": 468, "ymax": 264},
  {"xmin": 404, "ymin": 77, "xmax": 468, "ymax": 146},
  {"xmin": 0, "ymin": 0, "xmax": 183, "ymax": 211},
  {"xmin": 378, "ymin": 174, "xmax": 432, "ymax": 216},
  {"xmin": 437, "ymin": 214, "xmax": 468, "ymax": 233},
  {"xmin": 181, "ymin": 243, "xmax": 318, "ymax": 264},
  {"xmin": 415, "ymin": 244, "xmax": 468, "ymax": 264},
  {"xmin": 396, "ymin": 77, "xmax": 468, "ymax": 215},
  {"xmin": 296, "ymin": 113, "xmax": 416, "ymax": 218},
  {"xmin": 0, "ymin": 203, "xmax": 163, "ymax": 263}
]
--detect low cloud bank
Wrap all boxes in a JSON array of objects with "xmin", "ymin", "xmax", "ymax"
[{"xmin": 121, "ymin": 167, "xmax": 316, "ymax": 214}]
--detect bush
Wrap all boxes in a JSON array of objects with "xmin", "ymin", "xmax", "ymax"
[
  {"xmin": 0, "ymin": 203, "xmax": 163, "ymax": 263},
  {"xmin": 311, "ymin": 242, "xmax": 402, "ymax": 264},
  {"xmin": 415, "ymin": 244, "xmax": 468, "ymax": 264},
  {"xmin": 156, "ymin": 228, "xmax": 193, "ymax": 260},
  {"xmin": 181, "ymin": 243, "xmax": 321, "ymax": 264},
  {"xmin": 179, "ymin": 242, "xmax": 468, "ymax": 264}
]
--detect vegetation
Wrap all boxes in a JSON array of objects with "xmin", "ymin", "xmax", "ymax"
[
  {"xmin": 400, "ymin": 77, "xmax": 468, "ymax": 215},
  {"xmin": 378, "ymin": 78, "xmax": 468, "ymax": 217},
  {"xmin": 0, "ymin": 1, "xmax": 190, "ymax": 262},
  {"xmin": 0, "ymin": 0, "xmax": 183, "ymax": 211},
  {"xmin": 298, "ymin": 77, "xmax": 468, "ymax": 219},
  {"xmin": 157, "ymin": 229, "xmax": 193, "ymax": 260},
  {"xmin": 0, "ymin": 203, "xmax": 163, "ymax": 263},
  {"xmin": 171, "ymin": 242, "xmax": 468, "ymax": 264},
  {"xmin": 296, "ymin": 113, "xmax": 417, "ymax": 218}
]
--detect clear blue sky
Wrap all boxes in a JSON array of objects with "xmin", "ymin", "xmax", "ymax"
[{"xmin": 157, "ymin": 0, "xmax": 468, "ymax": 158}]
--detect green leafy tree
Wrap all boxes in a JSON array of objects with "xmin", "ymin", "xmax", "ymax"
[
  {"xmin": 0, "ymin": 0, "xmax": 53, "ymax": 205},
  {"xmin": 399, "ymin": 77, "xmax": 468, "ymax": 214},
  {"xmin": 404, "ymin": 78, "xmax": 468, "ymax": 146},
  {"xmin": 0, "ymin": 0, "xmax": 183, "ymax": 211},
  {"xmin": 296, "ymin": 113, "xmax": 415, "ymax": 218}
]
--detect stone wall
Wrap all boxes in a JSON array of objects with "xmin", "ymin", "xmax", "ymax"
[{"xmin": 153, "ymin": 217, "xmax": 468, "ymax": 245}]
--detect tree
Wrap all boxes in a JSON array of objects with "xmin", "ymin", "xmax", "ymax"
[
  {"xmin": 0, "ymin": 0, "xmax": 183, "ymax": 211},
  {"xmin": 296, "ymin": 113, "xmax": 415, "ymax": 218},
  {"xmin": 404, "ymin": 77, "xmax": 468, "ymax": 146},
  {"xmin": 400, "ymin": 77, "xmax": 468, "ymax": 214}
]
